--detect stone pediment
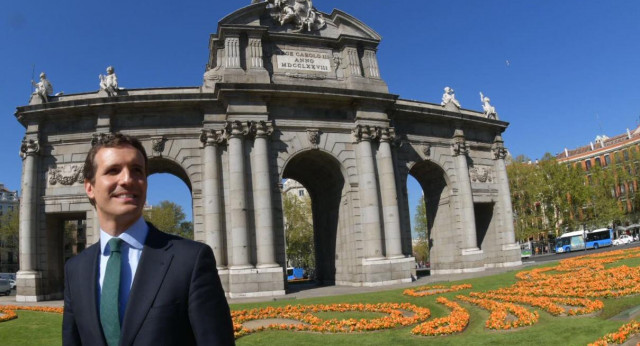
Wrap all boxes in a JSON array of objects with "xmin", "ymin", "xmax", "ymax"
[{"xmin": 204, "ymin": 1, "xmax": 388, "ymax": 93}]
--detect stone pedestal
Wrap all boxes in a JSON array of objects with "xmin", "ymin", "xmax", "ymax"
[
  {"xmin": 15, "ymin": 271, "xmax": 43, "ymax": 302},
  {"xmin": 222, "ymin": 267, "xmax": 285, "ymax": 298}
]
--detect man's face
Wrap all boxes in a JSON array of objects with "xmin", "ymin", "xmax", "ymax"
[{"xmin": 85, "ymin": 145, "xmax": 147, "ymax": 232}]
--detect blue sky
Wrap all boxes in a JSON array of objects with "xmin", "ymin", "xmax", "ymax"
[{"xmin": 2, "ymin": 1, "xmax": 640, "ymax": 231}]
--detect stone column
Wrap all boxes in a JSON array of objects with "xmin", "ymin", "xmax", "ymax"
[
  {"xmin": 353, "ymin": 125, "xmax": 384, "ymax": 260},
  {"xmin": 251, "ymin": 121, "xmax": 278, "ymax": 268},
  {"xmin": 493, "ymin": 135, "xmax": 516, "ymax": 246},
  {"xmin": 225, "ymin": 35, "xmax": 241, "ymax": 69},
  {"xmin": 18, "ymin": 138, "xmax": 39, "ymax": 273},
  {"xmin": 200, "ymin": 129, "xmax": 226, "ymax": 269},
  {"xmin": 344, "ymin": 47, "xmax": 362, "ymax": 76},
  {"xmin": 247, "ymin": 35, "xmax": 264, "ymax": 69},
  {"xmin": 227, "ymin": 121, "xmax": 252, "ymax": 269},
  {"xmin": 452, "ymin": 129, "xmax": 479, "ymax": 250},
  {"xmin": 362, "ymin": 50, "xmax": 380, "ymax": 79},
  {"xmin": 376, "ymin": 127, "xmax": 403, "ymax": 259}
]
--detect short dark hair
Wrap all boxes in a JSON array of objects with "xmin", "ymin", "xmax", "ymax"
[{"xmin": 83, "ymin": 133, "xmax": 148, "ymax": 184}]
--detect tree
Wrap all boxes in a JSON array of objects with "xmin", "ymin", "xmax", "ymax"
[
  {"xmin": 0, "ymin": 209, "xmax": 19, "ymax": 249},
  {"xmin": 0, "ymin": 209, "xmax": 19, "ymax": 269},
  {"xmin": 144, "ymin": 201, "xmax": 193, "ymax": 239},
  {"xmin": 282, "ymin": 193, "xmax": 315, "ymax": 270},
  {"xmin": 412, "ymin": 197, "xmax": 429, "ymax": 263}
]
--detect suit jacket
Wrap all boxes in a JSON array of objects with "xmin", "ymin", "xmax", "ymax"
[{"xmin": 62, "ymin": 224, "xmax": 235, "ymax": 345}]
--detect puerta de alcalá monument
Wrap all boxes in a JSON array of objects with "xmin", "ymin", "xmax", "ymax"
[{"xmin": 14, "ymin": 1, "xmax": 521, "ymax": 301}]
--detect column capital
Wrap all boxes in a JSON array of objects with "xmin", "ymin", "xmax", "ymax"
[
  {"xmin": 225, "ymin": 120, "xmax": 250, "ymax": 139},
  {"xmin": 492, "ymin": 135, "xmax": 507, "ymax": 160},
  {"xmin": 200, "ymin": 128, "xmax": 227, "ymax": 147},
  {"xmin": 251, "ymin": 120, "xmax": 274, "ymax": 139},
  {"xmin": 377, "ymin": 127, "xmax": 395, "ymax": 143},
  {"xmin": 19, "ymin": 138, "xmax": 40, "ymax": 159},
  {"xmin": 352, "ymin": 124, "xmax": 376, "ymax": 143},
  {"xmin": 451, "ymin": 129, "xmax": 467, "ymax": 156},
  {"xmin": 91, "ymin": 132, "xmax": 115, "ymax": 147}
]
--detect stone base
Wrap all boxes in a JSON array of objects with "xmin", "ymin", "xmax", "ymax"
[
  {"xmin": 336, "ymin": 257, "xmax": 414, "ymax": 287},
  {"xmin": 221, "ymin": 266, "xmax": 286, "ymax": 299},
  {"xmin": 15, "ymin": 271, "xmax": 44, "ymax": 302},
  {"xmin": 484, "ymin": 260, "xmax": 522, "ymax": 269}
]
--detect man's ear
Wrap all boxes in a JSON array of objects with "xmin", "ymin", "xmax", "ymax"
[{"xmin": 85, "ymin": 179, "xmax": 95, "ymax": 200}]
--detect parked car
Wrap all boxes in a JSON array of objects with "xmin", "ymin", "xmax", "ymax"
[
  {"xmin": 0, "ymin": 279, "xmax": 11, "ymax": 295},
  {"xmin": 613, "ymin": 235, "xmax": 634, "ymax": 246}
]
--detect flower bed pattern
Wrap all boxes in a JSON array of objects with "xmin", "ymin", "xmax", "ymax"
[
  {"xmin": 403, "ymin": 284, "xmax": 472, "ymax": 297},
  {"xmin": 589, "ymin": 320, "xmax": 640, "ymax": 345},
  {"xmin": 411, "ymin": 297, "xmax": 469, "ymax": 336},
  {"xmin": 0, "ymin": 305, "xmax": 63, "ymax": 323},
  {"xmin": 232, "ymin": 303, "xmax": 431, "ymax": 339},
  {"xmin": 456, "ymin": 295, "xmax": 539, "ymax": 330}
]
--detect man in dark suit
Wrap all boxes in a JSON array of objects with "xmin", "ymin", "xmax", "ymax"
[{"xmin": 62, "ymin": 133, "xmax": 235, "ymax": 345}]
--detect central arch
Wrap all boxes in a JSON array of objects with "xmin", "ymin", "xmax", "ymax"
[{"xmin": 282, "ymin": 150, "xmax": 346, "ymax": 284}]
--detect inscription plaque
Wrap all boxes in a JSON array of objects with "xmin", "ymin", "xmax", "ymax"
[{"xmin": 276, "ymin": 49, "xmax": 331, "ymax": 72}]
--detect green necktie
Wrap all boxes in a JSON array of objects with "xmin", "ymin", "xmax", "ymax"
[{"xmin": 101, "ymin": 238, "xmax": 122, "ymax": 346}]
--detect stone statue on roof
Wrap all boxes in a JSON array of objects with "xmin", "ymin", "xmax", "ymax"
[
  {"xmin": 480, "ymin": 92, "xmax": 498, "ymax": 119},
  {"xmin": 441, "ymin": 86, "xmax": 461, "ymax": 110},
  {"xmin": 99, "ymin": 66, "xmax": 119, "ymax": 97},
  {"xmin": 267, "ymin": 0, "xmax": 326, "ymax": 32},
  {"xmin": 31, "ymin": 72, "xmax": 53, "ymax": 103}
]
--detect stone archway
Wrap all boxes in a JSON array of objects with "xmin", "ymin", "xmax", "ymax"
[
  {"xmin": 282, "ymin": 150, "xmax": 346, "ymax": 284},
  {"xmin": 14, "ymin": 2, "xmax": 521, "ymax": 301},
  {"xmin": 409, "ymin": 160, "xmax": 452, "ymax": 273}
]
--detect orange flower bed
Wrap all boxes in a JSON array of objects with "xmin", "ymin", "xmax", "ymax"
[
  {"xmin": 403, "ymin": 284, "xmax": 472, "ymax": 297},
  {"xmin": 469, "ymin": 292, "xmax": 603, "ymax": 316},
  {"xmin": 232, "ymin": 302, "xmax": 431, "ymax": 339},
  {"xmin": 589, "ymin": 320, "xmax": 640, "ymax": 345},
  {"xmin": 411, "ymin": 297, "xmax": 469, "ymax": 336},
  {"xmin": 456, "ymin": 295, "xmax": 539, "ymax": 330},
  {"xmin": 0, "ymin": 305, "xmax": 63, "ymax": 323}
]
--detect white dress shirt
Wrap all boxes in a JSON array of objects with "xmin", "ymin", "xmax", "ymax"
[{"xmin": 98, "ymin": 216, "xmax": 149, "ymax": 322}]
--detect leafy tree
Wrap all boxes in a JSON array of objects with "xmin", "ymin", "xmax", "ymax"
[
  {"xmin": 412, "ymin": 197, "xmax": 429, "ymax": 263},
  {"xmin": 0, "ymin": 208, "xmax": 19, "ymax": 250},
  {"xmin": 282, "ymin": 192, "xmax": 315, "ymax": 270},
  {"xmin": 144, "ymin": 200, "xmax": 193, "ymax": 239}
]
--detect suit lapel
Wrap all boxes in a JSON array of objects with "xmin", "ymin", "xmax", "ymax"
[
  {"xmin": 120, "ymin": 226, "xmax": 174, "ymax": 345},
  {"xmin": 76, "ymin": 244, "xmax": 107, "ymax": 345}
]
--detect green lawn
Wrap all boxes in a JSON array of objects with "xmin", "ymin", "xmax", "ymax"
[{"xmin": 1, "ymin": 253, "xmax": 639, "ymax": 345}]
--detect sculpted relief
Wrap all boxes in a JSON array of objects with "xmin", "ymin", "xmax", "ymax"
[
  {"xmin": 267, "ymin": 0, "xmax": 326, "ymax": 32},
  {"xmin": 49, "ymin": 164, "xmax": 85, "ymax": 186},
  {"xmin": 469, "ymin": 166, "xmax": 493, "ymax": 183}
]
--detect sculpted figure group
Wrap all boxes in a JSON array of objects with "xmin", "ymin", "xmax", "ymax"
[
  {"xmin": 268, "ymin": 0, "xmax": 326, "ymax": 32},
  {"xmin": 439, "ymin": 86, "xmax": 500, "ymax": 119}
]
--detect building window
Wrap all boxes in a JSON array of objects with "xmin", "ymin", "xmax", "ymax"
[
  {"xmin": 298, "ymin": 190, "xmax": 304, "ymax": 197},
  {"xmin": 585, "ymin": 160, "xmax": 592, "ymax": 171},
  {"xmin": 604, "ymin": 155, "xmax": 611, "ymax": 166},
  {"xmin": 595, "ymin": 157, "xmax": 602, "ymax": 167}
]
